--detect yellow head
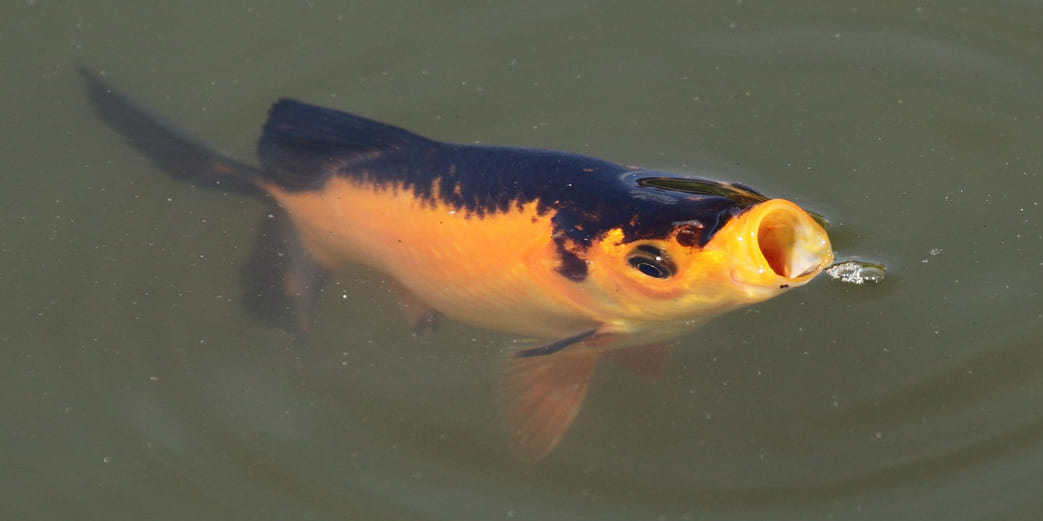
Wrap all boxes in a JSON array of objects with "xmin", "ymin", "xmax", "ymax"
[{"xmin": 578, "ymin": 197, "xmax": 833, "ymax": 335}]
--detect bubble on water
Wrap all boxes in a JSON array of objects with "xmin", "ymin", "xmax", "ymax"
[{"xmin": 825, "ymin": 260, "xmax": 887, "ymax": 285}]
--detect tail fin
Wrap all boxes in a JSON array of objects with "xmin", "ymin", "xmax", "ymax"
[
  {"xmin": 77, "ymin": 66, "xmax": 261, "ymax": 196},
  {"xmin": 80, "ymin": 66, "xmax": 331, "ymax": 333}
]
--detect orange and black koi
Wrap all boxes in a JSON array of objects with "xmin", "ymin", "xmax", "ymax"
[{"xmin": 80, "ymin": 68, "xmax": 833, "ymax": 460}]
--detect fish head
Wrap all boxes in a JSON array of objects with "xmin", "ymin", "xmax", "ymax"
[
  {"xmin": 702, "ymin": 197, "xmax": 834, "ymax": 297},
  {"xmin": 577, "ymin": 174, "xmax": 833, "ymax": 329}
]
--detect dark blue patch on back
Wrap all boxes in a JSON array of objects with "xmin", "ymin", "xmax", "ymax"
[
  {"xmin": 258, "ymin": 99, "xmax": 436, "ymax": 190},
  {"xmin": 256, "ymin": 100, "xmax": 764, "ymax": 280}
]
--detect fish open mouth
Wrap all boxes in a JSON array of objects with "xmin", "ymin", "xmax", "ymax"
[{"xmin": 746, "ymin": 199, "xmax": 833, "ymax": 282}]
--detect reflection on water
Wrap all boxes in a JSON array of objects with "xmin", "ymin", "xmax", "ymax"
[{"xmin": 4, "ymin": 1, "xmax": 1043, "ymax": 520}]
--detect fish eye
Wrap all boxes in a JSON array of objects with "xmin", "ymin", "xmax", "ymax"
[{"xmin": 627, "ymin": 245, "xmax": 675, "ymax": 279}]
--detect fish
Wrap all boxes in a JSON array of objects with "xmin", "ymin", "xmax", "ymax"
[{"xmin": 78, "ymin": 67, "xmax": 834, "ymax": 460}]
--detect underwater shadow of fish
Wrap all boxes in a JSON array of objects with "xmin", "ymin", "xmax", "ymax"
[{"xmin": 79, "ymin": 67, "xmax": 833, "ymax": 460}]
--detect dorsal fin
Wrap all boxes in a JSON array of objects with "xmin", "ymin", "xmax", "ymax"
[{"xmin": 256, "ymin": 99, "xmax": 435, "ymax": 190}]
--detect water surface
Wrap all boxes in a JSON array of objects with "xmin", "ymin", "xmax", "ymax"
[{"xmin": 3, "ymin": 1, "xmax": 1042, "ymax": 520}]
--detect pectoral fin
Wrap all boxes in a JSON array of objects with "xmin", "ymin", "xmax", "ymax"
[
  {"xmin": 499, "ymin": 337, "xmax": 602, "ymax": 460},
  {"xmin": 515, "ymin": 328, "xmax": 597, "ymax": 358}
]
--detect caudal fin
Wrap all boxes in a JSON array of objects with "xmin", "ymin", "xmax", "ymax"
[
  {"xmin": 78, "ymin": 66, "xmax": 261, "ymax": 196},
  {"xmin": 80, "ymin": 66, "xmax": 331, "ymax": 333}
]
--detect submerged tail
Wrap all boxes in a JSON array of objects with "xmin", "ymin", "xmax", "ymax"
[
  {"xmin": 79, "ymin": 66, "xmax": 329, "ymax": 333},
  {"xmin": 77, "ymin": 66, "xmax": 261, "ymax": 196}
]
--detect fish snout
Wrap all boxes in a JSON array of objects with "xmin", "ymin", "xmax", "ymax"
[{"xmin": 736, "ymin": 199, "xmax": 833, "ymax": 287}]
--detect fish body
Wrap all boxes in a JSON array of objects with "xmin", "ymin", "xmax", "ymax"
[{"xmin": 80, "ymin": 69, "xmax": 833, "ymax": 459}]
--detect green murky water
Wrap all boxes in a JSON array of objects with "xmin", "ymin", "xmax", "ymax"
[{"xmin": 3, "ymin": 1, "xmax": 1042, "ymax": 520}]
